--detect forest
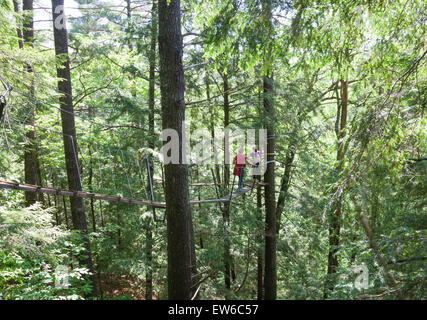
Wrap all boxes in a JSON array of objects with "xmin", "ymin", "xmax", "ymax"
[{"xmin": 0, "ymin": 0, "xmax": 426, "ymax": 301}]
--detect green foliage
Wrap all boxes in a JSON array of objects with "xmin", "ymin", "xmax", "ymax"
[
  {"xmin": 0, "ymin": 202, "xmax": 92, "ymax": 299},
  {"xmin": 0, "ymin": 0, "xmax": 425, "ymax": 300}
]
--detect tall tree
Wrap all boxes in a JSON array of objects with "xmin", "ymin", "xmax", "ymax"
[
  {"xmin": 145, "ymin": 0, "xmax": 157, "ymax": 301},
  {"xmin": 51, "ymin": 0, "xmax": 97, "ymax": 298},
  {"xmin": 205, "ymin": 71, "xmax": 222, "ymax": 188},
  {"xmin": 21, "ymin": 0, "xmax": 43, "ymax": 206},
  {"xmin": 219, "ymin": 69, "xmax": 234, "ymax": 298},
  {"xmin": 263, "ymin": 73, "xmax": 276, "ymax": 300},
  {"xmin": 324, "ymin": 78, "xmax": 348, "ymax": 298},
  {"xmin": 262, "ymin": 0, "xmax": 277, "ymax": 300},
  {"xmin": 222, "ymin": 71, "xmax": 230, "ymax": 189},
  {"xmin": 125, "ymin": 0, "xmax": 133, "ymax": 50},
  {"xmin": 12, "ymin": 0, "xmax": 23, "ymax": 49},
  {"xmin": 257, "ymin": 178, "xmax": 263, "ymax": 300},
  {"xmin": 275, "ymin": 145, "xmax": 295, "ymax": 234},
  {"xmin": 158, "ymin": 0, "xmax": 193, "ymax": 300}
]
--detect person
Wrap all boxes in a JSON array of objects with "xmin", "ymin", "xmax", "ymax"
[
  {"xmin": 233, "ymin": 147, "xmax": 253, "ymax": 191},
  {"xmin": 250, "ymin": 145, "xmax": 261, "ymax": 182}
]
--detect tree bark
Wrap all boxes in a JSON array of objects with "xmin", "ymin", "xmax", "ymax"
[
  {"xmin": 158, "ymin": 0, "xmax": 193, "ymax": 300},
  {"xmin": 263, "ymin": 74, "xmax": 277, "ymax": 300},
  {"xmin": 275, "ymin": 145, "xmax": 295, "ymax": 234},
  {"xmin": 145, "ymin": 1, "xmax": 157, "ymax": 300},
  {"xmin": 13, "ymin": 0, "xmax": 24, "ymax": 49},
  {"xmin": 88, "ymin": 143, "xmax": 96, "ymax": 233},
  {"xmin": 223, "ymin": 72, "xmax": 230, "ymax": 189},
  {"xmin": 325, "ymin": 79, "xmax": 348, "ymax": 298},
  {"xmin": 219, "ymin": 71, "xmax": 235, "ymax": 298},
  {"xmin": 21, "ymin": 0, "xmax": 43, "ymax": 206},
  {"xmin": 144, "ymin": 223, "xmax": 153, "ymax": 300},
  {"xmin": 126, "ymin": 0, "xmax": 131, "ymax": 19},
  {"xmin": 125, "ymin": 0, "xmax": 133, "ymax": 50},
  {"xmin": 51, "ymin": 0, "xmax": 97, "ymax": 298},
  {"xmin": 205, "ymin": 71, "xmax": 222, "ymax": 190},
  {"xmin": 223, "ymin": 222, "xmax": 232, "ymax": 299},
  {"xmin": 257, "ymin": 183, "xmax": 263, "ymax": 300},
  {"xmin": 61, "ymin": 182, "xmax": 69, "ymax": 228}
]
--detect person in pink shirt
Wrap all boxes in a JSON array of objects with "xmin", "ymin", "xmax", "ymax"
[{"xmin": 233, "ymin": 147, "xmax": 254, "ymax": 191}]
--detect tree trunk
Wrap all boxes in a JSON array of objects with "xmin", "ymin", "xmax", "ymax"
[
  {"xmin": 126, "ymin": 0, "xmax": 131, "ymax": 19},
  {"xmin": 223, "ymin": 72, "xmax": 230, "ymax": 189},
  {"xmin": 189, "ymin": 208, "xmax": 200, "ymax": 300},
  {"xmin": 158, "ymin": 0, "xmax": 192, "ymax": 300},
  {"xmin": 220, "ymin": 71, "xmax": 235, "ymax": 298},
  {"xmin": 257, "ymin": 183, "xmax": 263, "ymax": 300},
  {"xmin": 125, "ymin": 0, "xmax": 133, "ymax": 50},
  {"xmin": 263, "ymin": 74, "xmax": 277, "ymax": 300},
  {"xmin": 223, "ymin": 215, "xmax": 232, "ymax": 299},
  {"xmin": 205, "ymin": 71, "xmax": 222, "ymax": 190},
  {"xmin": 145, "ymin": 1, "xmax": 157, "ymax": 300},
  {"xmin": 61, "ymin": 182, "xmax": 69, "ymax": 228},
  {"xmin": 275, "ymin": 145, "xmax": 296, "ymax": 234},
  {"xmin": 21, "ymin": 0, "xmax": 42, "ymax": 206},
  {"xmin": 13, "ymin": 0, "xmax": 24, "ymax": 49},
  {"xmin": 88, "ymin": 143, "xmax": 96, "ymax": 233},
  {"xmin": 325, "ymin": 79, "xmax": 348, "ymax": 298},
  {"xmin": 221, "ymin": 189, "xmax": 233, "ymax": 299},
  {"xmin": 51, "ymin": 0, "xmax": 97, "ymax": 298},
  {"xmin": 53, "ymin": 183, "xmax": 60, "ymax": 226},
  {"xmin": 144, "ymin": 223, "xmax": 153, "ymax": 300}
]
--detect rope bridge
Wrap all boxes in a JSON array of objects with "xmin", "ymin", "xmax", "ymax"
[
  {"xmin": 0, "ymin": 78, "xmax": 260, "ymax": 213},
  {"xmin": 0, "ymin": 179, "xmax": 253, "ymax": 208}
]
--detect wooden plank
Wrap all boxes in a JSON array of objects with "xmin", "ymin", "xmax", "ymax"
[
  {"xmin": 218, "ymin": 187, "xmax": 251, "ymax": 202},
  {"xmin": 244, "ymin": 181, "xmax": 268, "ymax": 187},
  {"xmin": 190, "ymin": 187, "xmax": 252, "ymax": 205}
]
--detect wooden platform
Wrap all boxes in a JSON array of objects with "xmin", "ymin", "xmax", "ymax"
[{"xmin": 218, "ymin": 187, "xmax": 251, "ymax": 202}]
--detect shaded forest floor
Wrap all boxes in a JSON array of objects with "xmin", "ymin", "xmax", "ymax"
[{"xmin": 96, "ymin": 272, "xmax": 157, "ymax": 300}]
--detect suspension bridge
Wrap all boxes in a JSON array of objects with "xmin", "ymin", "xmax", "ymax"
[{"xmin": 0, "ymin": 76, "xmax": 266, "ymax": 216}]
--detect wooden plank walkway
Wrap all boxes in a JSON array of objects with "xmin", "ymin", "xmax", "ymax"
[
  {"xmin": 0, "ymin": 179, "xmax": 254, "ymax": 208},
  {"xmin": 0, "ymin": 180, "xmax": 167, "ymax": 208},
  {"xmin": 218, "ymin": 187, "xmax": 251, "ymax": 202}
]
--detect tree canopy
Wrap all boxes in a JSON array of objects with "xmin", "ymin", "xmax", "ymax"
[{"xmin": 0, "ymin": 0, "xmax": 425, "ymax": 300}]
